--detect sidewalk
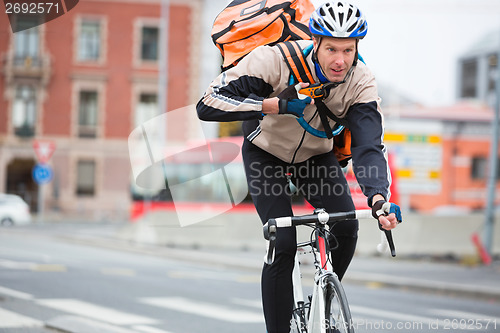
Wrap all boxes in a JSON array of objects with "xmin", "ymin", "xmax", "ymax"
[{"xmin": 60, "ymin": 221, "xmax": 500, "ymax": 302}]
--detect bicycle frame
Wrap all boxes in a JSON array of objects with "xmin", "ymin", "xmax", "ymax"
[
  {"xmin": 291, "ymin": 221, "xmax": 337, "ymax": 333},
  {"xmin": 263, "ymin": 209, "xmax": 395, "ymax": 333}
]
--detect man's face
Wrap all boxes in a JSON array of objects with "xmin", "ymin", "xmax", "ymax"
[{"xmin": 313, "ymin": 37, "xmax": 357, "ymax": 83}]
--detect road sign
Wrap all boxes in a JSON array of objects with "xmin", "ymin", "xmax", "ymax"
[
  {"xmin": 33, "ymin": 140, "xmax": 56, "ymax": 164},
  {"xmin": 32, "ymin": 164, "xmax": 53, "ymax": 184}
]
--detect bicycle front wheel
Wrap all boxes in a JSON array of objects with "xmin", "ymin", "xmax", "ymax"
[{"xmin": 324, "ymin": 275, "xmax": 354, "ymax": 333}]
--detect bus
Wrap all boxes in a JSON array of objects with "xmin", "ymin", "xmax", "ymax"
[{"xmin": 130, "ymin": 136, "xmax": 398, "ymax": 221}]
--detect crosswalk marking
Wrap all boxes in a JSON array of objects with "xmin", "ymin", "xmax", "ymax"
[
  {"xmin": 167, "ymin": 270, "xmax": 259, "ymax": 283},
  {"xmin": 0, "ymin": 259, "xmax": 37, "ymax": 270},
  {"xmin": 140, "ymin": 297, "xmax": 264, "ymax": 323},
  {"xmin": 3, "ymin": 283, "xmax": 497, "ymax": 333},
  {"xmin": 37, "ymin": 299, "xmax": 158, "ymax": 325},
  {"xmin": 0, "ymin": 307, "xmax": 43, "ymax": 328},
  {"xmin": 0, "ymin": 259, "xmax": 67, "ymax": 272},
  {"xmin": 46, "ymin": 315, "xmax": 137, "ymax": 333},
  {"xmin": 431, "ymin": 309, "xmax": 500, "ymax": 322},
  {"xmin": 133, "ymin": 325, "xmax": 174, "ymax": 333},
  {"xmin": 231, "ymin": 298, "xmax": 262, "ymax": 309},
  {"xmin": 101, "ymin": 268, "xmax": 136, "ymax": 276},
  {"xmin": 32, "ymin": 264, "xmax": 67, "ymax": 272},
  {"xmin": 351, "ymin": 305, "xmax": 448, "ymax": 327},
  {"xmin": 0, "ymin": 285, "xmax": 34, "ymax": 300}
]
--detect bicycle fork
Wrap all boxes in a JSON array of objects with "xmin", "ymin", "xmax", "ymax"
[
  {"xmin": 292, "ymin": 254, "xmax": 307, "ymax": 332},
  {"xmin": 292, "ymin": 245, "xmax": 335, "ymax": 332}
]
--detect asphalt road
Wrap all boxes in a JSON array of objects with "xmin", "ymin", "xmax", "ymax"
[{"xmin": 0, "ymin": 225, "xmax": 499, "ymax": 333}]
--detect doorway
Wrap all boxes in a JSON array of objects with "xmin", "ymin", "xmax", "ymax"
[{"xmin": 6, "ymin": 158, "xmax": 37, "ymax": 211}]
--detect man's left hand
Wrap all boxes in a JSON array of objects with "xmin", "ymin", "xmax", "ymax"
[{"xmin": 371, "ymin": 200, "xmax": 402, "ymax": 231}]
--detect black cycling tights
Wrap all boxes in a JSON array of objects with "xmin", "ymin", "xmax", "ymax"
[{"xmin": 242, "ymin": 140, "xmax": 359, "ymax": 333}]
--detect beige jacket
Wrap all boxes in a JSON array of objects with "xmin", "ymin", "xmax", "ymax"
[{"xmin": 197, "ymin": 40, "xmax": 381, "ymax": 164}]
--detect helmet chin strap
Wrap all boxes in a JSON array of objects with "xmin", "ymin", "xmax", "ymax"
[{"xmin": 312, "ymin": 37, "xmax": 359, "ymax": 87}]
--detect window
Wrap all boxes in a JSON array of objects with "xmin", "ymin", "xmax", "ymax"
[
  {"xmin": 460, "ymin": 58, "xmax": 478, "ymax": 98},
  {"xmin": 135, "ymin": 93, "xmax": 158, "ymax": 127},
  {"xmin": 14, "ymin": 17, "xmax": 40, "ymax": 66},
  {"xmin": 78, "ymin": 20, "xmax": 101, "ymax": 62},
  {"xmin": 471, "ymin": 157, "xmax": 487, "ymax": 180},
  {"xmin": 141, "ymin": 26, "xmax": 159, "ymax": 61},
  {"xmin": 76, "ymin": 160, "xmax": 96, "ymax": 196},
  {"xmin": 487, "ymin": 54, "xmax": 497, "ymax": 105},
  {"xmin": 78, "ymin": 91, "xmax": 98, "ymax": 138},
  {"xmin": 12, "ymin": 85, "xmax": 36, "ymax": 137}
]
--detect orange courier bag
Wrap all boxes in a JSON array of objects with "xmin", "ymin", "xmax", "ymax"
[{"xmin": 211, "ymin": 0, "xmax": 315, "ymax": 70}]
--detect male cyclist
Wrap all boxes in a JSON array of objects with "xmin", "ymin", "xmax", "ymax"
[{"xmin": 197, "ymin": 2, "xmax": 402, "ymax": 332}]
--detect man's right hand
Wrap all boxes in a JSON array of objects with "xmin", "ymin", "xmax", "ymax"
[
  {"xmin": 278, "ymin": 96, "xmax": 312, "ymax": 118},
  {"xmin": 277, "ymin": 83, "xmax": 314, "ymax": 118}
]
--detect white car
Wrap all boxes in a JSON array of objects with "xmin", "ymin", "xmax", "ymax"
[{"xmin": 0, "ymin": 194, "xmax": 32, "ymax": 226}]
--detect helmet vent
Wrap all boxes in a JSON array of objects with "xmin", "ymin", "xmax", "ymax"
[
  {"xmin": 356, "ymin": 9, "xmax": 361, "ymax": 17},
  {"xmin": 347, "ymin": 22, "xmax": 357, "ymax": 33},
  {"xmin": 328, "ymin": 7, "xmax": 335, "ymax": 19},
  {"xmin": 324, "ymin": 20, "xmax": 335, "ymax": 32},
  {"xmin": 347, "ymin": 8, "xmax": 353, "ymax": 20},
  {"xmin": 338, "ymin": 13, "xmax": 344, "ymax": 24},
  {"xmin": 319, "ymin": 7, "xmax": 326, "ymax": 16}
]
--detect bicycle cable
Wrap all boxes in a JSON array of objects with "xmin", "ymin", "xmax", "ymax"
[{"xmin": 307, "ymin": 225, "xmax": 339, "ymax": 271}]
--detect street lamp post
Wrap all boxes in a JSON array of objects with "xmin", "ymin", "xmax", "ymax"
[
  {"xmin": 483, "ymin": 44, "xmax": 500, "ymax": 257},
  {"xmin": 158, "ymin": 0, "xmax": 170, "ymax": 192}
]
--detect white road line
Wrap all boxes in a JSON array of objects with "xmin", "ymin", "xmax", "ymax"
[
  {"xmin": 0, "ymin": 259, "xmax": 37, "ymax": 270},
  {"xmin": 0, "ymin": 259, "xmax": 66, "ymax": 272},
  {"xmin": 351, "ymin": 305, "xmax": 448, "ymax": 328},
  {"xmin": 168, "ymin": 270, "xmax": 236, "ymax": 281},
  {"xmin": 133, "ymin": 325, "xmax": 174, "ymax": 333},
  {"xmin": 431, "ymin": 309, "xmax": 500, "ymax": 322},
  {"xmin": 46, "ymin": 315, "xmax": 137, "ymax": 333},
  {"xmin": 0, "ymin": 285, "xmax": 34, "ymax": 300},
  {"xmin": 37, "ymin": 299, "xmax": 158, "ymax": 325},
  {"xmin": 0, "ymin": 308, "xmax": 43, "ymax": 328},
  {"xmin": 168, "ymin": 270, "xmax": 260, "ymax": 284},
  {"xmin": 101, "ymin": 268, "xmax": 136, "ymax": 276},
  {"xmin": 140, "ymin": 297, "xmax": 264, "ymax": 323},
  {"xmin": 231, "ymin": 298, "xmax": 262, "ymax": 309}
]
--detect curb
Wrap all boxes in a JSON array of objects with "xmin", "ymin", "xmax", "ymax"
[{"xmin": 343, "ymin": 272, "xmax": 500, "ymax": 302}]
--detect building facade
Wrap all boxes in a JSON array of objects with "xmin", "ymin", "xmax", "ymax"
[
  {"xmin": 384, "ymin": 103, "xmax": 499, "ymax": 213},
  {"xmin": 0, "ymin": 0, "xmax": 210, "ymax": 220},
  {"xmin": 457, "ymin": 30, "xmax": 499, "ymax": 107},
  {"xmin": 379, "ymin": 30, "xmax": 500, "ymax": 213}
]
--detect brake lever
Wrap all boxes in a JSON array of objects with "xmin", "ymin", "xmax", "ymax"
[
  {"xmin": 384, "ymin": 229, "xmax": 397, "ymax": 257},
  {"xmin": 263, "ymin": 219, "xmax": 277, "ymax": 265}
]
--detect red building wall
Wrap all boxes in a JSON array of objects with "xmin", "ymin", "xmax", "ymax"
[
  {"xmin": 410, "ymin": 136, "xmax": 499, "ymax": 212},
  {"xmin": 0, "ymin": 17, "xmax": 11, "ymax": 134},
  {"xmin": 0, "ymin": 1, "xmax": 198, "ymax": 218},
  {"xmin": 36, "ymin": 1, "xmax": 192, "ymax": 139}
]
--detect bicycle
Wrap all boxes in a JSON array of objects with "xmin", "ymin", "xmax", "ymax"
[{"xmin": 263, "ymin": 208, "xmax": 397, "ymax": 333}]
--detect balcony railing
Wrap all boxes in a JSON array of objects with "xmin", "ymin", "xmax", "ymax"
[
  {"xmin": 2, "ymin": 52, "xmax": 51, "ymax": 86},
  {"xmin": 14, "ymin": 124, "xmax": 35, "ymax": 138}
]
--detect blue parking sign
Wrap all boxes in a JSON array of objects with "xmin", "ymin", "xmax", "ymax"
[{"xmin": 32, "ymin": 164, "xmax": 53, "ymax": 184}]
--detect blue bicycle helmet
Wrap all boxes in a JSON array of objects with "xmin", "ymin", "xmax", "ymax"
[{"xmin": 309, "ymin": 1, "xmax": 367, "ymax": 39}]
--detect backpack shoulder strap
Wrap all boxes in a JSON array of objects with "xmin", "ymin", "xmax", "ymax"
[{"xmin": 276, "ymin": 41, "xmax": 315, "ymax": 83}]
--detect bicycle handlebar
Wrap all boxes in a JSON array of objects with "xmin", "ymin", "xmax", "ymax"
[{"xmin": 263, "ymin": 209, "xmax": 396, "ymax": 265}]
